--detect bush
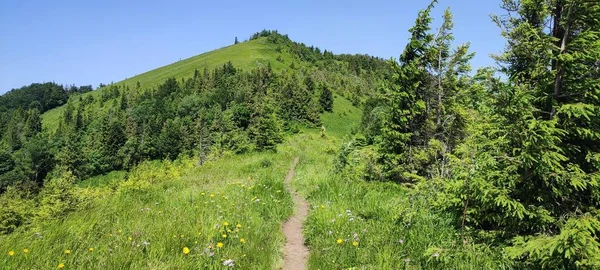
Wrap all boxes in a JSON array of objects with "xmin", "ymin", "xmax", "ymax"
[{"xmin": 36, "ymin": 169, "xmax": 78, "ymax": 221}]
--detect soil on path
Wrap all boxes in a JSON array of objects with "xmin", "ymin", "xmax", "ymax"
[{"xmin": 282, "ymin": 157, "xmax": 309, "ymax": 270}]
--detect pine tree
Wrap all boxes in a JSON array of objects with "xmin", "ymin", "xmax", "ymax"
[
  {"xmin": 23, "ymin": 108, "xmax": 41, "ymax": 138},
  {"xmin": 378, "ymin": 1, "xmax": 436, "ymax": 182},
  {"xmin": 448, "ymin": 0, "xmax": 600, "ymax": 267},
  {"xmin": 249, "ymin": 97, "xmax": 283, "ymax": 151},
  {"xmin": 319, "ymin": 84, "xmax": 333, "ymax": 112}
]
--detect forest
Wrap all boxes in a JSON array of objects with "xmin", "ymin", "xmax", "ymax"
[{"xmin": 1, "ymin": 0, "xmax": 599, "ymax": 269}]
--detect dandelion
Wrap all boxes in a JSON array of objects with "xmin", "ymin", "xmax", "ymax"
[
  {"xmin": 129, "ymin": 237, "xmax": 133, "ymax": 241},
  {"xmin": 240, "ymin": 238, "xmax": 245, "ymax": 244},
  {"xmin": 8, "ymin": 250, "xmax": 14, "ymax": 256},
  {"xmin": 352, "ymin": 241, "xmax": 359, "ymax": 247},
  {"xmin": 336, "ymin": 239, "xmax": 343, "ymax": 244},
  {"xmin": 222, "ymin": 234, "xmax": 227, "ymax": 238},
  {"xmin": 223, "ymin": 221, "xmax": 229, "ymax": 226},
  {"xmin": 89, "ymin": 248, "xmax": 94, "ymax": 252},
  {"xmin": 183, "ymin": 247, "xmax": 190, "ymax": 255},
  {"xmin": 216, "ymin": 242, "xmax": 224, "ymax": 248},
  {"xmin": 210, "ymin": 194, "xmax": 215, "ymax": 198},
  {"xmin": 223, "ymin": 259, "xmax": 235, "ymax": 267},
  {"xmin": 58, "ymin": 263, "xmax": 65, "ymax": 269},
  {"xmin": 23, "ymin": 249, "xmax": 29, "ymax": 254},
  {"xmin": 64, "ymin": 249, "xmax": 71, "ymax": 255}
]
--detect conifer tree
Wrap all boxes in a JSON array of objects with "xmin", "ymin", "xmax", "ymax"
[{"xmin": 319, "ymin": 84, "xmax": 333, "ymax": 112}]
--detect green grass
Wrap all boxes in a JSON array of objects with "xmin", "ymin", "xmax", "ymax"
[
  {"xmin": 4, "ymin": 96, "xmax": 512, "ymax": 269},
  {"xmin": 118, "ymin": 38, "xmax": 297, "ymax": 90}
]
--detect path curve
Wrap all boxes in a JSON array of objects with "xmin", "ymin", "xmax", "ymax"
[{"xmin": 282, "ymin": 157, "xmax": 309, "ymax": 270}]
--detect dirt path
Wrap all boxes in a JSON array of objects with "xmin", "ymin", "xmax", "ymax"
[{"xmin": 282, "ymin": 157, "xmax": 309, "ymax": 270}]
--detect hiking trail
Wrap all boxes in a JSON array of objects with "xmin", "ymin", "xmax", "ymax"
[{"xmin": 281, "ymin": 157, "xmax": 309, "ymax": 270}]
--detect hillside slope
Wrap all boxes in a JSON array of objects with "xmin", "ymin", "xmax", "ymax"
[{"xmin": 41, "ymin": 37, "xmax": 299, "ymax": 130}]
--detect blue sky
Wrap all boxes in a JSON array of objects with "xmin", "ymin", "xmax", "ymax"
[{"xmin": 0, "ymin": 0, "xmax": 505, "ymax": 94}]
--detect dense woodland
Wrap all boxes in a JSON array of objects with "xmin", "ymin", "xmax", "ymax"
[{"xmin": 1, "ymin": 0, "xmax": 599, "ymax": 268}]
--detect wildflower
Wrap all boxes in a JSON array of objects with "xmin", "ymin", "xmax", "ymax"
[
  {"xmin": 58, "ymin": 263, "xmax": 65, "ymax": 269},
  {"xmin": 216, "ymin": 242, "xmax": 224, "ymax": 248},
  {"xmin": 223, "ymin": 222, "xmax": 229, "ymax": 226},
  {"xmin": 222, "ymin": 234, "xmax": 227, "ymax": 238},
  {"xmin": 129, "ymin": 237, "xmax": 133, "ymax": 241},
  {"xmin": 65, "ymin": 249, "xmax": 71, "ymax": 255},
  {"xmin": 404, "ymin": 258, "xmax": 411, "ymax": 264},
  {"xmin": 23, "ymin": 249, "xmax": 29, "ymax": 254},
  {"xmin": 89, "ymin": 248, "xmax": 94, "ymax": 252},
  {"xmin": 210, "ymin": 194, "xmax": 215, "ymax": 198},
  {"xmin": 180, "ymin": 235, "xmax": 184, "ymax": 238},
  {"xmin": 433, "ymin": 252, "xmax": 440, "ymax": 258},
  {"xmin": 240, "ymin": 238, "xmax": 245, "ymax": 244},
  {"xmin": 352, "ymin": 241, "xmax": 359, "ymax": 247},
  {"xmin": 336, "ymin": 239, "xmax": 343, "ymax": 244},
  {"xmin": 223, "ymin": 259, "xmax": 235, "ymax": 267},
  {"xmin": 398, "ymin": 239, "xmax": 404, "ymax": 244},
  {"xmin": 8, "ymin": 250, "xmax": 14, "ymax": 256},
  {"xmin": 142, "ymin": 241, "xmax": 150, "ymax": 246},
  {"xmin": 183, "ymin": 247, "xmax": 190, "ymax": 255}
]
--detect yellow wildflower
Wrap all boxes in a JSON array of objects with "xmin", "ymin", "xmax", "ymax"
[
  {"xmin": 128, "ymin": 237, "xmax": 133, "ymax": 241},
  {"xmin": 336, "ymin": 239, "xmax": 343, "ymax": 244},
  {"xmin": 8, "ymin": 250, "xmax": 14, "ymax": 256},
  {"xmin": 183, "ymin": 247, "xmax": 190, "ymax": 255},
  {"xmin": 64, "ymin": 249, "xmax": 71, "ymax": 255},
  {"xmin": 352, "ymin": 241, "xmax": 359, "ymax": 247},
  {"xmin": 216, "ymin": 242, "xmax": 224, "ymax": 248},
  {"xmin": 58, "ymin": 263, "xmax": 65, "ymax": 269},
  {"xmin": 210, "ymin": 194, "xmax": 214, "ymax": 198},
  {"xmin": 89, "ymin": 248, "xmax": 94, "ymax": 252},
  {"xmin": 23, "ymin": 248, "xmax": 29, "ymax": 254},
  {"xmin": 240, "ymin": 238, "xmax": 245, "ymax": 244},
  {"xmin": 222, "ymin": 234, "xmax": 227, "ymax": 238},
  {"xmin": 223, "ymin": 221, "xmax": 229, "ymax": 226},
  {"xmin": 236, "ymin": 224, "xmax": 242, "ymax": 229}
]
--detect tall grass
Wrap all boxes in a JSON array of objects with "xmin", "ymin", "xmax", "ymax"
[{"xmin": 3, "ymin": 96, "xmax": 513, "ymax": 269}]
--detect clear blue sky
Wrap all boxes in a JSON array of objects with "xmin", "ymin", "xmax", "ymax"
[{"xmin": 0, "ymin": 0, "xmax": 505, "ymax": 94}]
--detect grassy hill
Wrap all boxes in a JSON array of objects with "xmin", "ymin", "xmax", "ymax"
[{"xmin": 41, "ymin": 37, "xmax": 301, "ymax": 131}]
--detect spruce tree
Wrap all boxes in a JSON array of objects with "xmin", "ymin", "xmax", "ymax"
[{"xmin": 319, "ymin": 85, "xmax": 333, "ymax": 112}]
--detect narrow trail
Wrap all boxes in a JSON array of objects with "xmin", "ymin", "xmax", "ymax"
[{"xmin": 282, "ymin": 157, "xmax": 309, "ymax": 270}]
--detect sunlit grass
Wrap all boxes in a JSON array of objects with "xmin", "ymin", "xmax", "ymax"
[{"xmin": 4, "ymin": 95, "xmax": 513, "ymax": 269}]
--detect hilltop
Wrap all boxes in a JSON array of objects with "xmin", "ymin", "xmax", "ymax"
[{"xmin": 40, "ymin": 31, "xmax": 389, "ymax": 131}]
